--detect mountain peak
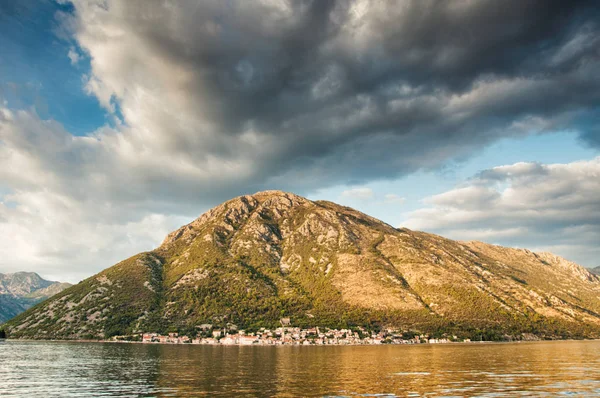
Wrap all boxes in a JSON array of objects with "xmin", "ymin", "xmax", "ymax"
[
  {"xmin": 0, "ymin": 271, "xmax": 55, "ymax": 296},
  {"xmin": 161, "ymin": 190, "xmax": 313, "ymax": 247},
  {"xmin": 251, "ymin": 189, "xmax": 300, "ymax": 198},
  {"xmin": 1, "ymin": 271, "xmax": 46, "ymax": 279},
  {"xmin": 0, "ymin": 272, "xmax": 72, "ymax": 323}
]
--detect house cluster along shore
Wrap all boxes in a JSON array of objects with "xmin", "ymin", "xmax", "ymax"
[{"xmin": 114, "ymin": 322, "xmax": 472, "ymax": 345}]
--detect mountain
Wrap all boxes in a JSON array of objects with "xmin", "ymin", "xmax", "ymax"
[
  {"xmin": 0, "ymin": 272, "xmax": 72, "ymax": 323},
  {"xmin": 589, "ymin": 266, "xmax": 600, "ymax": 276},
  {"xmin": 4, "ymin": 191, "xmax": 600, "ymax": 340},
  {"xmin": 0, "ymin": 272, "xmax": 55, "ymax": 296}
]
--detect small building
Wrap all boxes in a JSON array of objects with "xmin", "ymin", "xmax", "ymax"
[
  {"xmin": 239, "ymin": 335, "xmax": 257, "ymax": 345},
  {"xmin": 142, "ymin": 333, "xmax": 157, "ymax": 343},
  {"xmin": 280, "ymin": 317, "xmax": 291, "ymax": 326},
  {"xmin": 221, "ymin": 335, "xmax": 238, "ymax": 345}
]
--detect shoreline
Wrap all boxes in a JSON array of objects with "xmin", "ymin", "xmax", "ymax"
[{"xmin": 3, "ymin": 338, "xmax": 597, "ymax": 346}]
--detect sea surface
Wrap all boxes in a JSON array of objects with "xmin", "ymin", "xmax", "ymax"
[{"xmin": 1, "ymin": 340, "xmax": 600, "ymax": 397}]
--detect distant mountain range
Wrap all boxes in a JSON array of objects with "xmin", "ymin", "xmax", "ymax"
[
  {"xmin": 0, "ymin": 272, "xmax": 71, "ymax": 323},
  {"xmin": 589, "ymin": 266, "xmax": 600, "ymax": 276},
  {"xmin": 4, "ymin": 191, "xmax": 600, "ymax": 340}
]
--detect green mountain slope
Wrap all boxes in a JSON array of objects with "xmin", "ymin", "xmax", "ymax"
[
  {"xmin": 5, "ymin": 191, "xmax": 600, "ymax": 340},
  {"xmin": 0, "ymin": 272, "xmax": 72, "ymax": 323}
]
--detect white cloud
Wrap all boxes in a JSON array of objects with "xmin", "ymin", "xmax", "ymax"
[
  {"xmin": 0, "ymin": 188, "xmax": 188, "ymax": 283},
  {"xmin": 341, "ymin": 187, "xmax": 374, "ymax": 200},
  {"xmin": 67, "ymin": 47, "xmax": 81, "ymax": 65},
  {"xmin": 403, "ymin": 157, "xmax": 600, "ymax": 267},
  {"xmin": 0, "ymin": 107, "xmax": 194, "ymax": 282}
]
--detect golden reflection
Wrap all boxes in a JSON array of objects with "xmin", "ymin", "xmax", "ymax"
[{"xmin": 146, "ymin": 341, "xmax": 600, "ymax": 396}]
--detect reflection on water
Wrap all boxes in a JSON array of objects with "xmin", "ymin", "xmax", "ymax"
[{"xmin": 1, "ymin": 340, "xmax": 600, "ymax": 396}]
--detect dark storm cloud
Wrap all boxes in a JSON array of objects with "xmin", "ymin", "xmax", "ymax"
[
  {"xmin": 153, "ymin": 1, "xmax": 599, "ymax": 123},
  {"xmin": 86, "ymin": 0, "xmax": 600, "ymax": 180},
  {"xmin": 3, "ymin": 0, "xmax": 600, "ymax": 210}
]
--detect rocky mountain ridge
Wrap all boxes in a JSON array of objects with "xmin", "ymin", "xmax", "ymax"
[
  {"xmin": 4, "ymin": 191, "xmax": 600, "ymax": 340},
  {"xmin": 0, "ymin": 272, "xmax": 72, "ymax": 323},
  {"xmin": 0, "ymin": 272, "xmax": 54, "ymax": 296}
]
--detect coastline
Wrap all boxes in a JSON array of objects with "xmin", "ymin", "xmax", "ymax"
[{"xmin": 4, "ymin": 338, "xmax": 595, "ymax": 346}]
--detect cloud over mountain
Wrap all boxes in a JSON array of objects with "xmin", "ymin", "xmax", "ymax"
[
  {"xmin": 67, "ymin": 0, "xmax": 600, "ymax": 189},
  {"xmin": 404, "ymin": 157, "xmax": 600, "ymax": 267},
  {"xmin": 1, "ymin": 0, "xmax": 600, "ymax": 278}
]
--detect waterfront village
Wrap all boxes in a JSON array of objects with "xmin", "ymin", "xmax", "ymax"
[{"xmin": 115, "ymin": 318, "xmax": 472, "ymax": 345}]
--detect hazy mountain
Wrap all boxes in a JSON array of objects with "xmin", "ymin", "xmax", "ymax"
[
  {"xmin": 0, "ymin": 272, "xmax": 55, "ymax": 296},
  {"xmin": 4, "ymin": 191, "xmax": 600, "ymax": 340},
  {"xmin": 589, "ymin": 266, "xmax": 600, "ymax": 276},
  {"xmin": 0, "ymin": 272, "xmax": 72, "ymax": 323}
]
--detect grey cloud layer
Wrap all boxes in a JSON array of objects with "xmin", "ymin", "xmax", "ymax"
[
  {"xmin": 403, "ymin": 158, "xmax": 600, "ymax": 267},
  {"xmin": 66, "ymin": 0, "xmax": 600, "ymax": 196}
]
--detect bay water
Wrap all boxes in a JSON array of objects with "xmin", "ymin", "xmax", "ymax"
[{"xmin": 1, "ymin": 340, "xmax": 600, "ymax": 397}]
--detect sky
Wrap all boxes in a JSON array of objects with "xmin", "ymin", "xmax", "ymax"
[{"xmin": 0, "ymin": 0, "xmax": 599, "ymax": 283}]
